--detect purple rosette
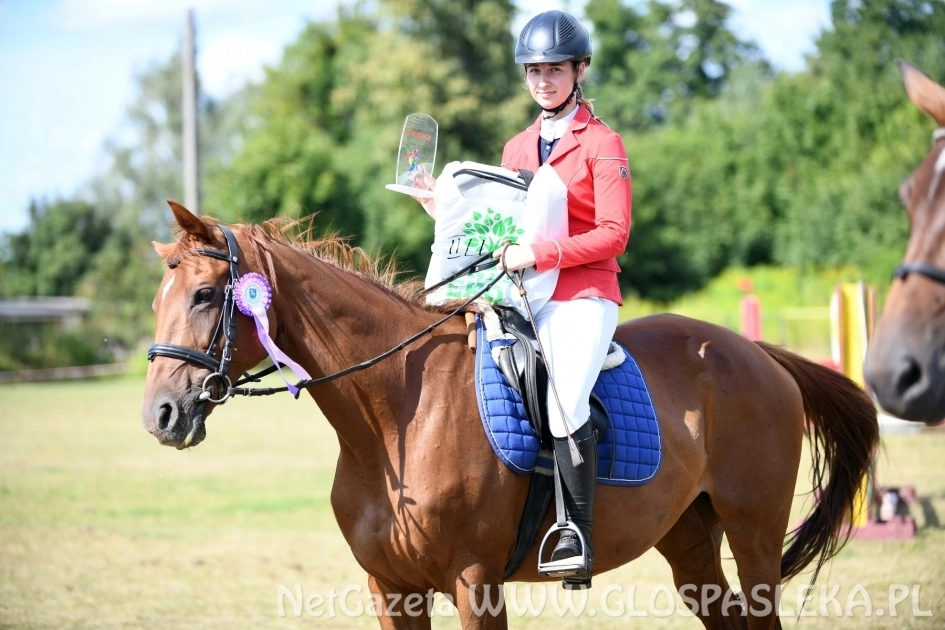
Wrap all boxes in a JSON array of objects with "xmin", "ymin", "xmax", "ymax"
[
  {"xmin": 234, "ymin": 272, "xmax": 311, "ymax": 396},
  {"xmin": 234, "ymin": 273, "xmax": 272, "ymax": 316}
]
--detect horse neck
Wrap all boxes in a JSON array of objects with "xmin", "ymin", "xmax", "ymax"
[{"xmin": 255, "ymin": 236, "xmax": 444, "ymax": 450}]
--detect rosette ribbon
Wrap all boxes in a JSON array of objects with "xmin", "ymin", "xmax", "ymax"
[{"xmin": 234, "ymin": 273, "xmax": 311, "ymax": 397}]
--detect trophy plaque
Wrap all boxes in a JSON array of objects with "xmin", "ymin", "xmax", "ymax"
[{"xmin": 385, "ymin": 113, "xmax": 438, "ymax": 199}]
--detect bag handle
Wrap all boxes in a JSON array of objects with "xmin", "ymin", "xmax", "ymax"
[{"xmin": 453, "ymin": 168, "xmax": 530, "ymax": 192}]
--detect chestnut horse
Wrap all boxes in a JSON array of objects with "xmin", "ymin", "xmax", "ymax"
[
  {"xmin": 143, "ymin": 202, "xmax": 878, "ymax": 629},
  {"xmin": 866, "ymin": 61, "xmax": 945, "ymax": 424}
]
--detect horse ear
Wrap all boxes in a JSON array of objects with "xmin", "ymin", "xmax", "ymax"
[
  {"xmin": 152, "ymin": 241, "xmax": 176, "ymax": 260},
  {"xmin": 898, "ymin": 60, "xmax": 945, "ymax": 127},
  {"xmin": 167, "ymin": 200, "xmax": 212, "ymax": 242}
]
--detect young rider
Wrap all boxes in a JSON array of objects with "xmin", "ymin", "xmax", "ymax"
[
  {"xmin": 414, "ymin": 11, "xmax": 631, "ymax": 584},
  {"xmin": 498, "ymin": 10, "xmax": 631, "ymax": 584}
]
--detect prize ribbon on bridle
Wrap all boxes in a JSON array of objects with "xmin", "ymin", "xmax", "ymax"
[{"xmin": 234, "ymin": 273, "xmax": 311, "ymax": 396}]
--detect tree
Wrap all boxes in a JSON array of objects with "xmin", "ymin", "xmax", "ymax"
[
  {"xmin": 205, "ymin": 0, "xmax": 532, "ymax": 274},
  {"xmin": 204, "ymin": 15, "xmax": 375, "ymax": 237},
  {"xmin": 0, "ymin": 48, "xmax": 232, "ymax": 363},
  {"xmin": 79, "ymin": 50, "xmax": 232, "ymax": 345},
  {"xmin": 0, "ymin": 199, "xmax": 112, "ymax": 297},
  {"xmin": 617, "ymin": 62, "xmax": 777, "ymax": 299},
  {"xmin": 607, "ymin": 0, "xmax": 945, "ymax": 300},
  {"xmin": 766, "ymin": 0, "xmax": 945, "ymax": 274},
  {"xmin": 586, "ymin": 0, "xmax": 767, "ymax": 131}
]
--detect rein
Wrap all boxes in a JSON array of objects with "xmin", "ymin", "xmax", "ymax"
[
  {"xmin": 892, "ymin": 128, "xmax": 945, "ymax": 287},
  {"xmin": 147, "ymin": 226, "xmax": 509, "ymax": 402}
]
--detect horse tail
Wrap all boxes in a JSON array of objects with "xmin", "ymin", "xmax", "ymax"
[{"xmin": 755, "ymin": 341, "xmax": 880, "ymax": 584}]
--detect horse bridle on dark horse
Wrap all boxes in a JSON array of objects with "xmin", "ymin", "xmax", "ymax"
[
  {"xmin": 893, "ymin": 261, "xmax": 945, "ymax": 285},
  {"xmin": 892, "ymin": 128, "xmax": 945, "ymax": 288},
  {"xmin": 147, "ymin": 224, "xmax": 509, "ymax": 403}
]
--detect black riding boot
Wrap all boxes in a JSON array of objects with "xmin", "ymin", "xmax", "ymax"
[{"xmin": 551, "ymin": 422, "xmax": 598, "ymax": 584}]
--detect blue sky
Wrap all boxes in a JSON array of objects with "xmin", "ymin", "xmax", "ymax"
[{"xmin": 0, "ymin": 0, "xmax": 831, "ymax": 236}]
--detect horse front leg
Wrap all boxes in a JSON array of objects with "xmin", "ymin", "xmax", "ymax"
[
  {"xmin": 450, "ymin": 565, "xmax": 509, "ymax": 630},
  {"xmin": 367, "ymin": 575, "xmax": 433, "ymax": 630}
]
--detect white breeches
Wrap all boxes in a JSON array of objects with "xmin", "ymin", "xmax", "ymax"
[{"xmin": 533, "ymin": 297, "xmax": 619, "ymax": 438}]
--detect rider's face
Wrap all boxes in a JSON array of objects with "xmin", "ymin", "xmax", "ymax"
[{"xmin": 525, "ymin": 61, "xmax": 584, "ymax": 111}]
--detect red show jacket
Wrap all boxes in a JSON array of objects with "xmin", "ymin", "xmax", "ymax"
[{"xmin": 501, "ymin": 104, "xmax": 631, "ymax": 305}]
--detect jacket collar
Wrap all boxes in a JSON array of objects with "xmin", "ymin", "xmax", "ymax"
[{"xmin": 526, "ymin": 104, "xmax": 591, "ymax": 168}]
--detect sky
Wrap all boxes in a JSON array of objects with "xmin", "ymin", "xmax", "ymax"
[{"xmin": 0, "ymin": 0, "xmax": 832, "ymax": 236}]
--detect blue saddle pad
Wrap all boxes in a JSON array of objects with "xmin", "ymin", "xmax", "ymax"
[{"xmin": 474, "ymin": 316, "xmax": 662, "ymax": 486}]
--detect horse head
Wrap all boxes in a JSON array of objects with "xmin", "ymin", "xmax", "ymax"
[
  {"xmin": 865, "ymin": 61, "xmax": 945, "ymax": 423},
  {"xmin": 141, "ymin": 201, "xmax": 267, "ymax": 448}
]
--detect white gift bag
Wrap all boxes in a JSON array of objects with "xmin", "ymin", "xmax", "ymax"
[{"xmin": 425, "ymin": 161, "xmax": 568, "ymax": 316}]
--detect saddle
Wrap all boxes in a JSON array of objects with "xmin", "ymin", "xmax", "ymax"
[{"xmin": 491, "ymin": 305, "xmax": 611, "ymax": 447}]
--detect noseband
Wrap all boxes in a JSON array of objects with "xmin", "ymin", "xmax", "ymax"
[
  {"xmin": 147, "ymin": 225, "xmax": 242, "ymax": 403},
  {"xmin": 892, "ymin": 128, "xmax": 945, "ymax": 287}
]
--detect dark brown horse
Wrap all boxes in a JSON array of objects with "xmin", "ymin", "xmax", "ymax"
[
  {"xmin": 865, "ymin": 61, "xmax": 945, "ymax": 423},
  {"xmin": 143, "ymin": 201, "xmax": 878, "ymax": 629}
]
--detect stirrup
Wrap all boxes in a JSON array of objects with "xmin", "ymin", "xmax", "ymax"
[{"xmin": 537, "ymin": 521, "xmax": 591, "ymax": 580}]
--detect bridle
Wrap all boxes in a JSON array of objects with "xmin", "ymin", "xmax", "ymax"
[
  {"xmin": 893, "ymin": 261, "xmax": 945, "ymax": 286},
  {"xmin": 893, "ymin": 128, "xmax": 945, "ymax": 287},
  {"xmin": 147, "ymin": 224, "xmax": 509, "ymax": 403},
  {"xmin": 147, "ymin": 225, "xmax": 242, "ymax": 403}
]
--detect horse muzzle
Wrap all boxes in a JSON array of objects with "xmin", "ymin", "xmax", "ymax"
[
  {"xmin": 864, "ymin": 343, "xmax": 945, "ymax": 425},
  {"xmin": 142, "ymin": 395, "xmax": 209, "ymax": 449}
]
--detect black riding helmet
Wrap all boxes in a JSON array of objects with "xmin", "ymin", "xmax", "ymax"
[{"xmin": 515, "ymin": 10, "xmax": 592, "ymax": 66}]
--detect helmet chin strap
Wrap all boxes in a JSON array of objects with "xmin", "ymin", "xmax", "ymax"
[{"xmin": 542, "ymin": 85, "xmax": 577, "ymax": 119}]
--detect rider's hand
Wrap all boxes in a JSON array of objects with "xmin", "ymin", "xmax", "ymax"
[
  {"xmin": 410, "ymin": 173, "xmax": 437, "ymax": 219},
  {"xmin": 493, "ymin": 244, "xmax": 537, "ymax": 272}
]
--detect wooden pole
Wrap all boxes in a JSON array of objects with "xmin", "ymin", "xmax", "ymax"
[{"xmin": 182, "ymin": 9, "xmax": 200, "ymax": 214}]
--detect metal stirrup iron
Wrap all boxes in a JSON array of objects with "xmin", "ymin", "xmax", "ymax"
[{"xmin": 536, "ymin": 453, "xmax": 591, "ymax": 582}]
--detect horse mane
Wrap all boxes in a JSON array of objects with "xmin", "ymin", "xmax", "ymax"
[{"xmin": 171, "ymin": 215, "xmax": 450, "ymax": 313}]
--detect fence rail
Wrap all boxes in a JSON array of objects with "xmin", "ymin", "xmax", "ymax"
[{"xmin": 0, "ymin": 363, "xmax": 130, "ymax": 384}]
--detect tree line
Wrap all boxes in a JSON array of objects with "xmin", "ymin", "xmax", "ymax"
[{"xmin": 1, "ymin": 0, "xmax": 943, "ymax": 368}]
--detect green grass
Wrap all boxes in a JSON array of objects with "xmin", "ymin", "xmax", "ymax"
[{"xmin": 1, "ymin": 376, "xmax": 944, "ymax": 629}]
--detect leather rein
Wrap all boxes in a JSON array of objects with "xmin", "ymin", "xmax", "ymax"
[
  {"xmin": 147, "ymin": 225, "xmax": 508, "ymax": 403},
  {"xmin": 892, "ymin": 128, "xmax": 945, "ymax": 287}
]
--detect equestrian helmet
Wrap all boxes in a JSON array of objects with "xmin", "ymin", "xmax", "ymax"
[{"xmin": 515, "ymin": 11, "xmax": 592, "ymax": 66}]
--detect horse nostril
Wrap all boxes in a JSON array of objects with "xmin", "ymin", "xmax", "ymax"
[
  {"xmin": 157, "ymin": 403, "xmax": 174, "ymax": 431},
  {"xmin": 894, "ymin": 358, "xmax": 922, "ymax": 397}
]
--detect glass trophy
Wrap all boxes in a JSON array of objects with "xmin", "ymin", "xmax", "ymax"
[{"xmin": 385, "ymin": 113, "xmax": 438, "ymax": 199}]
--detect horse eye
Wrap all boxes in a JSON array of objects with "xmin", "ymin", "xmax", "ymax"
[{"xmin": 194, "ymin": 288, "xmax": 215, "ymax": 305}]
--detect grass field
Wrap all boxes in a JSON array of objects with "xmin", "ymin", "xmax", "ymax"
[{"xmin": 1, "ymin": 375, "xmax": 944, "ymax": 629}]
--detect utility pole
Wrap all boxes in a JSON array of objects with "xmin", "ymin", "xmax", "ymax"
[{"xmin": 182, "ymin": 9, "xmax": 200, "ymax": 214}]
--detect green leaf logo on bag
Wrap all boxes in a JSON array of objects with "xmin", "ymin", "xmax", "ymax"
[
  {"xmin": 445, "ymin": 271, "xmax": 510, "ymax": 303},
  {"xmin": 444, "ymin": 208, "xmax": 526, "ymax": 301},
  {"xmin": 460, "ymin": 208, "xmax": 525, "ymax": 255}
]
